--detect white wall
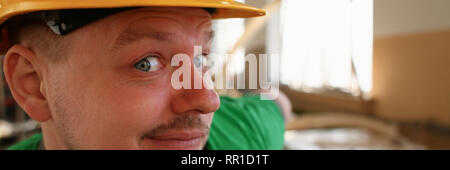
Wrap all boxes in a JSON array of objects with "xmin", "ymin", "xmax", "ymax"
[{"xmin": 374, "ymin": 0, "xmax": 450, "ymax": 37}]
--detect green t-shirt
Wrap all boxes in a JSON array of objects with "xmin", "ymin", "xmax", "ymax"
[
  {"xmin": 6, "ymin": 133, "xmax": 43, "ymax": 150},
  {"xmin": 206, "ymin": 95, "xmax": 285, "ymax": 150},
  {"xmin": 6, "ymin": 95, "xmax": 285, "ymax": 150}
]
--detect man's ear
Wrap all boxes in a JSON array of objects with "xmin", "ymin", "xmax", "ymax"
[{"xmin": 3, "ymin": 44, "xmax": 51, "ymax": 122}]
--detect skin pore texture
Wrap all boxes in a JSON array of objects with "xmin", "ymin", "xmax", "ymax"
[{"xmin": 3, "ymin": 7, "xmax": 220, "ymax": 150}]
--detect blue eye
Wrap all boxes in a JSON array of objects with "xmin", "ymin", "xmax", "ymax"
[
  {"xmin": 134, "ymin": 55, "xmax": 161, "ymax": 72},
  {"xmin": 194, "ymin": 54, "xmax": 213, "ymax": 69}
]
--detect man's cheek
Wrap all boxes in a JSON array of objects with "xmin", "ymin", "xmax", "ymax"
[{"xmin": 103, "ymin": 89, "xmax": 167, "ymax": 128}]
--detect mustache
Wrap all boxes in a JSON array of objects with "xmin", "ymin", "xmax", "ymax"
[{"xmin": 145, "ymin": 114, "xmax": 209, "ymax": 137}]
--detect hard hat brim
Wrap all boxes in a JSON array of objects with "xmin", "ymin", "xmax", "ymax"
[{"xmin": 0, "ymin": 0, "xmax": 266, "ymax": 25}]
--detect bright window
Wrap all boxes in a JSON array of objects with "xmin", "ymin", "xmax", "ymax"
[
  {"xmin": 274, "ymin": 0, "xmax": 373, "ymax": 96},
  {"xmin": 211, "ymin": 0, "xmax": 246, "ymax": 74}
]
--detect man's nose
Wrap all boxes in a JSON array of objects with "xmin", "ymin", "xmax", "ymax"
[{"xmin": 170, "ymin": 60, "xmax": 220, "ymax": 115}]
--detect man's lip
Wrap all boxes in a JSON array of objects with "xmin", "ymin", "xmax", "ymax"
[{"xmin": 145, "ymin": 130, "xmax": 206, "ymax": 141}]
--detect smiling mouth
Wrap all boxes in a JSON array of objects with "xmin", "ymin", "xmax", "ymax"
[{"xmin": 143, "ymin": 130, "xmax": 207, "ymax": 150}]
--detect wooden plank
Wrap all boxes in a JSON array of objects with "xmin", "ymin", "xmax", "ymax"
[{"xmin": 281, "ymin": 85, "xmax": 374, "ymax": 114}]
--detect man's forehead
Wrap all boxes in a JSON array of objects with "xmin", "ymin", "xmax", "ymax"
[
  {"xmin": 110, "ymin": 7, "xmax": 213, "ymax": 36},
  {"xmin": 110, "ymin": 8, "xmax": 213, "ymax": 51},
  {"xmin": 113, "ymin": 7, "xmax": 213, "ymax": 23},
  {"xmin": 133, "ymin": 7, "xmax": 213, "ymax": 15}
]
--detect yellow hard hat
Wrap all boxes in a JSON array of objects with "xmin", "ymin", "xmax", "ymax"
[{"xmin": 0, "ymin": 0, "xmax": 266, "ymax": 25}]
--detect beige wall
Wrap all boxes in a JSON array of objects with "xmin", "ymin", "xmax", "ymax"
[{"xmin": 373, "ymin": 0, "xmax": 450, "ymax": 127}]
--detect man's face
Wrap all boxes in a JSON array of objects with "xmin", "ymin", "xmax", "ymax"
[{"xmin": 44, "ymin": 7, "xmax": 220, "ymax": 149}]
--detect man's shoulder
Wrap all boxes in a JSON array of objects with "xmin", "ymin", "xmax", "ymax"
[
  {"xmin": 6, "ymin": 133, "xmax": 43, "ymax": 150},
  {"xmin": 208, "ymin": 95, "xmax": 285, "ymax": 150}
]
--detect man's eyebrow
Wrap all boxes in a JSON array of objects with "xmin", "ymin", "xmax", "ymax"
[{"xmin": 112, "ymin": 30, "xmax": 176, "ymax": 51}]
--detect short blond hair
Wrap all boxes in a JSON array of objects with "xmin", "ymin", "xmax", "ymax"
[{"xmin": 3, "ymin": 14, "xmax": 68, "ymax": 63}]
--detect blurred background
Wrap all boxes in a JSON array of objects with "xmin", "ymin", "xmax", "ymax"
[{"xmin": 1, "ymin": 0, "xmax": 450, "ymax": 149}]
